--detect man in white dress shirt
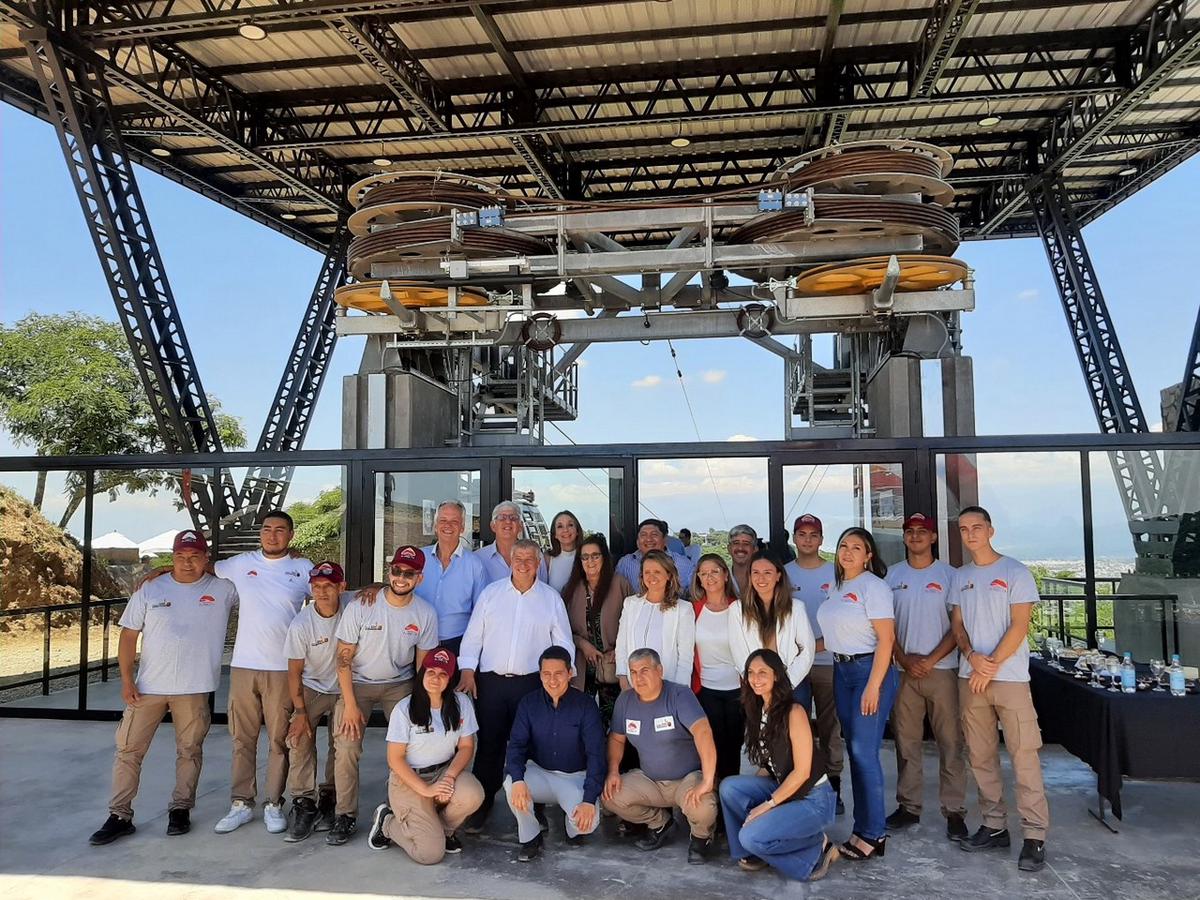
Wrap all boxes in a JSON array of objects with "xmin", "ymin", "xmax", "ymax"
[{"xmin": 457, "ymin": 539, "xmax": 574, "ymax": 832}]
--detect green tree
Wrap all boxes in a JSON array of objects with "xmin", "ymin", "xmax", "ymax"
[
  {"xmin": 0, "ymin": 312, "xmax": 245, "ymax": 525},
  {"xmin": 288, "ymin": 487, "xmax": 344, "ymax": 563}
]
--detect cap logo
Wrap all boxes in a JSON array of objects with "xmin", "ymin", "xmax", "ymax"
[
  {"xmin": 433, "ymin": 650, "xmax": 450, "ymax": 664},
  {"xmin": 181, "ymin": 531, "xmax": 196, "ymax": 541}
]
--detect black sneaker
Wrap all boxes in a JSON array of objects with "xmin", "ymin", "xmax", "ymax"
[
  {"xmin": 463, "ymin": 809, "xmax": 488, "ymax": 835},
  {"xmin": 285, "ymin": 797, "xmax": 318, "ymax": 843},
  {"xmin": 565, "ymin": 833, "xmax": 587, "ymax": 848},
  {"xmin": 325, "ymin": 814, "xmax": 357, "ymax": 846},
  {"xmin": 687, "ymin": 835, "xmax": 712, "ymax": 865},
  {"xmin": 445, "ymin": 833, "xmax": 463, "ymax": 854},
  {"xmin": 367, "ymin": 804, "xmax": 392, "ymax": 851},
  {"xmin": 166, "ymin": 809, "xmax": 190, "ymax": 836},
  {"xmin": 534, "ymin": 804, "xmax": 549, "ymax": 834},
  {"xmin": 90, "ymin": 814, "xmax": 135, "ymax": 846},
  {"xmin": 886, "ymin": 807, "xmax": 920, "ymax": 830},
  {"xmin": 313, "ymin": 790, "xmax": 336, "ymax": 832},
  {"xmin": 961, "ymin": 826, "xmax": 1010, "ymax": 852},
  {"xmin": 633, "ymin": 817, "xmax": 675, "ymax": 852},
  {"xmin": 517, "ymin": 833, "xmax": 543, "ymax": 862},
  {"xmin": 1018, "ymin": 839, "xmax": 1046, "ymax": 872},
  {"xmin": 616, "ymin": 819, "xmax": 646, "ymax": 839},
  {"xmin": 946, "ymin": 814, "xmax": 968, "ymax": 842}
]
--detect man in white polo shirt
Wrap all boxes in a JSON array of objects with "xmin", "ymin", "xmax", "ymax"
[
  {"xmin": 282, "ymin": 560, "xmax": 349, "ymax": 842},
  {"xmin": 885, "ymin": 513, "xmax": 967, "ymax": 841},
  {"xmin": 89, "ymin": 530, "xmax": 238, "ymax": 845},
  {"xmin": 328, "ymin": 545, "xmax": 439, "ymax": 845},
  {"xmin": 950, "ymin": 506, "xmax": 1049, "ymax": 873},
  {"xmin": 213, "ymin": 510, "xmax": 314, "ymax": 836}
]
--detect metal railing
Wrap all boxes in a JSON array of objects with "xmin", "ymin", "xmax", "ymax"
[
  {"xmin": 1037, "ymin": 592, "xmax": 1180, "ymax": 658},
  {"xmin": 0, "ymin": 597, "xmax": 128, "ymax": 696}
]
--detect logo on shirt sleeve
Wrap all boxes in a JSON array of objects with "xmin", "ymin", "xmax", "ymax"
[
  {"xmin": 990, "ymin": 579, "xmax": 1008, "ymax": 590},
  {"xmin": 199, "ymin": 595, "xmax": 216, "ymax": 605},
  {"xmin": 625, "ymin": 718, "xmax": 641, "ymax": 736},
  {"xmin": 653, "ymin": 716, "xmax": 675, "ymax": 732},
  {"xmin": 820, "ymin": 582, "xmax": 830, "ymax": 592}
]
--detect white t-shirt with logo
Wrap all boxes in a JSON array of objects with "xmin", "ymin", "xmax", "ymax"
[
  {"xmin": 887, "ymin": 560, "xmax": 959, "ymax": 670},
  {"xmin": 119, "ymin": 573, "xmax": 239, "ymax": 695},
  {"xmin": 284, "ymin": 593, "xmax": 352, "ymax": 694},
  {"xmin": 951, "ymin": 555, "xmax": 1038, "ymax": 683},
  {"xmin": 386, "ymin": 692, "xmax": 479, "ymax": 769},
  {"xmin": 336, "ymin": 590, "xmax": 439, "ymax": 684},
  {"xmin": 215, "ymin": 551, "xmax": 314, "ymax": 671},
  {"xmin": 786, "ymin": 560, "xmax": 835, "ymax": 666},
  {"xmin": 816, "ymin": 571, "xmax": 894, "ymax": 656}
]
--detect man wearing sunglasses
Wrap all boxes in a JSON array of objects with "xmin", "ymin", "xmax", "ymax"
[{"xmin": 327, "ymin": 545, "xmax": 440, "ymax": 846}]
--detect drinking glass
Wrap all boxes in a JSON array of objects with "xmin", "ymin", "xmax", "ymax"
[
  {"xmin": 1089, "ymin": 658, "xmax": 1104, "ymax": 688},
  {"xmin": 1106, "ymin": 658, "xmax": 1121, "ymax": 692},
  {"xmin": 1150, "ymin": 658, "xmax": 1166, "ymax": 692}
]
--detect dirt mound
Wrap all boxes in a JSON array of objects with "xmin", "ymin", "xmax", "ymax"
[{"xmin": 0, "ymin": 484, "xmax": 122, "ymax": 626}]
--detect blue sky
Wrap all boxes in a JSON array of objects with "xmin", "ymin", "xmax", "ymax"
[{"xmin": 2, "ymin": 105, "xmax": 1197, "ymax": 559}]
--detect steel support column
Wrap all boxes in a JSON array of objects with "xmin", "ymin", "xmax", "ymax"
[
  {"xmin": 1028, "ymin": 175, "xmax": 1163, "ymax": 520},
  {"xmin": 1175, "ymin": 305, "xmax": 1200, "ymax": 433},
  {"xmin": 238, "ymin": 226, "xmax": 350, "ymax": 525},
  {"xmin": 22, "ymin": 28, "xmax": 235, "ymax": 531}
]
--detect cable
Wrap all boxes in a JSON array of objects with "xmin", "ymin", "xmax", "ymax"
[
  {"xmin": 546, "ymin": 421, "xmax": 662, "ymax": 520},
  {"xmin": 666, "ymin": 339, "xmax": 728, "ymax": 525}
]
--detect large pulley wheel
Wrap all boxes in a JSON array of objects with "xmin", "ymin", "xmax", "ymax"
[
  {"xmin": 795, "ymin": 255, "xmax": 969, "ymax": 296},
  {"xmin": 334, "ymin": 281, "xmax": 490, "ymax": 314}
]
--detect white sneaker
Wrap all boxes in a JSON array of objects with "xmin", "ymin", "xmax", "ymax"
[
  {"xmin": 263, "ymin": 802, "xmax": 288, "ymax": 834},
  {"xmin": 214, "ymin": 801, "xmax": 253, "ymax": 834}
]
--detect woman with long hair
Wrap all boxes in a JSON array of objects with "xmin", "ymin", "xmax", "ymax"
[
  {"xmin": 563, "ymin": 533, "xmax": 633, "ymax": 728},
  {"xmin": 540, "ymin": 510, "xmax": 584, "ymax": 593},
  {"xmin": 614, "ymin": 549, "xmax": 695, "ymax": 689},
  {"xmin": 690, "ymin": 554, "xmax": 744, "ymax": 786},
  {"xmin": 728, "ymin": 551, "xmax": 816, "ymax": 706},
  {"xmin": 816, "ymin": 527, "xmax": 898, "ymax": 862},
  {"xmin": 368, "ymin": 648, "xmax": 485, "ymax": 864},
  {"xmin": 719, "ymin": 649, "xmax": 839, "ymax": 882}
]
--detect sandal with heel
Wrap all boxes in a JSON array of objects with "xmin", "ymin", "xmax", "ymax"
[{"xmin": 840, "ymin": 832, "xmax": 886, "ymax": 861}]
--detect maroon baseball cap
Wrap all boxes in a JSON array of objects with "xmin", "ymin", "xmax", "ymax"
[
  {"xmin": 173, "ymin": 529, "xmax": 209, "ymax": 553},
  {"xmin": 309, "ymin": 561, "xmax": 345, "ymax": 584},
  {"xmin": 903, "ymin": 513, "xmax": 937, "ymax": 531},
  {"xmin": 422, "ymin": 646, "xmax": 457, "ymax": 678},
  {"xmin": 793, "ymin": 514, "xmax": 823, "ymax": 533},
  {"xmin": 389, "ymin": 545, "xmax": 426, "ymax": 572}
]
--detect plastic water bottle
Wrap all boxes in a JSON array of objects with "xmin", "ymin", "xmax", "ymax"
[
  {"xmin": 1121, "ymin": 652, "xmax": 1137, "ymax": 693},
  {"xmin": 1169, "ymin": 654, "xmax": 1186, "ymax": 698}
]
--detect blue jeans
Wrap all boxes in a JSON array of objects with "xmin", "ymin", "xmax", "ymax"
[
  {"xmin": 833, "ymin": 656, "xmax": 899, "ymax": 840},
  {"xmin": 792, "ymin": 679, "xmax": 812, "ymax": 713},
  {"xmin": 720, "ymin": 777, "xmax": 836, "ymax": 881}
]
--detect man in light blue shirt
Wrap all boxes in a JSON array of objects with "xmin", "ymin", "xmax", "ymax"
[
  {"xmin": 418, "ymin": 500, "xmax": 488, "ymax": 656},
  {"xmin": 474, "ymin": 500, "xmax": 526, "ymax": 584},
  {"xmin": 616, "ymin": 519, "xmax": 695, "ymax": 597}
]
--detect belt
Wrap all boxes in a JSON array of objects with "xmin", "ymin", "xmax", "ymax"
[
  {"xmin": 413, "ymin": 762, "xmax": 448, "ymax": 775},
  {"xmin": 483, "ymin": 671, "xmax": 536, "ymax": 678},
  {"xmin": 832, "ymin": 652, "xmax": 875, "ymax": 663}
]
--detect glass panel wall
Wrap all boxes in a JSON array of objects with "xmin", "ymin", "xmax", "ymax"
[
  {"xmin": 510, "ymin": 466, "xmax": 626, "ymax": 554},
  {"xmin": 782, "ymin": 462, "xmax": 906, "ymax": 566},
  {"xmin": 373, "ymin": 470, "xmax": 482, "ymax": 582}
]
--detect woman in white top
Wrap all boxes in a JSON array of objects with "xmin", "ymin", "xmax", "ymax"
[
  {"xmin": 729, "ymin": 552, "xmax": 816, "ymax": 706},
  {"xmin": 615, "ymin": 549, "xmax": 695, "ymax": 688},
  {"xmin": 689, "ymin": 553, "xmax": 744, "ymax": 785},
  {"xmin": 815, "ymin": 528, "xmax": 897, "ymax": 862},
  {"xmin": 539, "ymin": 510, "xmax": 582, "ymax": 593},
  {"xmin": 367, "ymin": 648, "xmax": 485, "ymax": 864}
]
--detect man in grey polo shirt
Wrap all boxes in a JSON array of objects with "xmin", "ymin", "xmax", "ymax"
[
  {"xmin": 283, "ymin": 561, "xmax": 349, "ymax": 842},
  {"xmin": 329, "ymin": 545, "xmax": 439, "ymax": 846},
  {"xmin": 89, "ymin": 530, "xmax": 238, "ymax": 845}
]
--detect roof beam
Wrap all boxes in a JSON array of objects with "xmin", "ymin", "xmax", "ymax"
[{"xmin": 910, "ymin": 0, "xmax": 984, "ymax": 98}]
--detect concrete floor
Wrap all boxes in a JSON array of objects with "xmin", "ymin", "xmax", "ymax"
[{"xmin": 1, "ymin": 716, "xmax": 1198, "ymax": 900}]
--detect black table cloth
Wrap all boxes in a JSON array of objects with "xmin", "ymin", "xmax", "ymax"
[{"xmin": 1028, "ymin": 658, "xmax": 1200, "ymax": 818}]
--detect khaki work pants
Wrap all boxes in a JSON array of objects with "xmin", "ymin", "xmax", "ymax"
[
  {"xmin": 109, "ymin": 693, "xmax": 211, "ymax": 819},
  {"xmin": 603, "ymin": 769, "xmax": 717, "ymax": 838},
  {"xmin": 892, "ymin": 668, "xmax": 967, "ymax": 817},
  {"xmin": 382, "ymin": 764, "xmax": 485, "ymax": 864},
  {"xmin": 332, "ymin": 680, "xmax": 413, "ymax": 816},
  {"xmin": 809, "ymin": 664, "xmax": 845, "ymax": 777},
  {"xmin": 285, "ymin": 686, "xmax": 339, "ymax": 801},
  {"xmin": 959, "ymin": 679, "xmax": 1050, "ymax": 840},
  {"xmin": 228, "ymin": 667, "xmax": 292, "ymax": 806}
]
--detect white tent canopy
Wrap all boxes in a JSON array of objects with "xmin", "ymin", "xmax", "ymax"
[
  {"xmin": 92, "ymin": 530, "xmax": 138, "ymax": 550},
  {"xmin": 138, "ymin": 529, "xmax": 182, "ymax": 558}
]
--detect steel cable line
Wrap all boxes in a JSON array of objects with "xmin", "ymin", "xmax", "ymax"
[{"xmin": 666, "ymin": 339, "xmax": 728, "ymax": 526}]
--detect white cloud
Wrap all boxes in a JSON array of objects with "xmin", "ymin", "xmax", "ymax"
[
  {"xmin": 631, "ymin": 375, "xmax": 663, "ymax": 389},
  {"xmin": 726, "ymin": 434, "xmax": 758, "ymax": 442},
  {"xmin": 702, "ymin": 369, "xmax": 727, "ymax": 384},
  {"xmin": 1017, "ymin": 289, "xmax": 1039, "ymax": 302}
]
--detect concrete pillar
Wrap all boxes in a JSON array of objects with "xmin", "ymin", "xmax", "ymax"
[
  {"xmin": 342, "ymin": 371, "xmax": 459, "ymax": 450},
  {"xmin": 940, "ymin": 356, "xmax": 978, "ymax": 566},
  {"xmin": 867, "ymin": 357, "xmax": 923, "ymax": 438}
]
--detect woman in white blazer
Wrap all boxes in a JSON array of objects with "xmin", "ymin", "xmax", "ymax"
[
  {"xmin": 615, "ymin": 549, "xmax": 695, "ymax": 688},
  {"xmin": 728, "ymin": 551, "xmax": 816, "ymax": 706}
]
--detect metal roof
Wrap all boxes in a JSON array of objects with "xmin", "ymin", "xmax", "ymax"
[{"xmin": 1, "ymin": 0, "xmax": 1198, "ymax": 250}]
